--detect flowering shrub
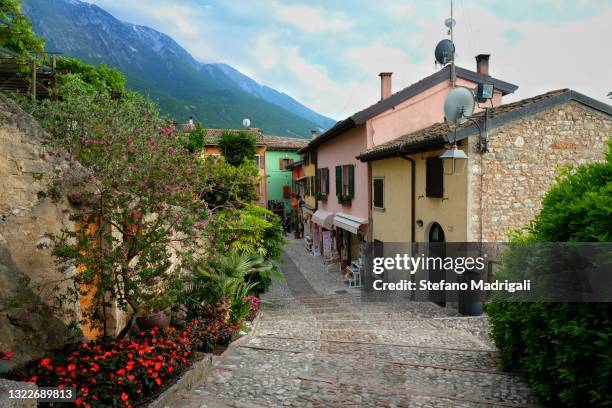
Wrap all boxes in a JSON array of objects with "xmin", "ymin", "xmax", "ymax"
[
  {"xmin": 0, "ymin": 350, "xmax": 14, "ymax": 360},
  {"xmin": 6, "ymin": 319, "xmax": 238, "ymax": 407},
  {"xmin": 243, "ymin": 296, "xmax": 260, "ymax": 321}
]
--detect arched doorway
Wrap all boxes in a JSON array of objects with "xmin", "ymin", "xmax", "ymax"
[{"xmin": 428, "ymin": 222, "xmax": 446, "ymax": 306}]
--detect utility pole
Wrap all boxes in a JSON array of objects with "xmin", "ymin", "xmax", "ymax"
[{"xmin": 450, "ymin": 0, "xmax": 456, "ymax": 88}]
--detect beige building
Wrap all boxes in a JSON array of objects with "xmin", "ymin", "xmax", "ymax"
[{"xmin": 358, "ymin": 89, "xmax": 612, "ymax": 244}]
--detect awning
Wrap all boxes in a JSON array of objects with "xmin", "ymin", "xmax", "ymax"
[
  {"xmin": 333, "ymin": 212, "xmax": 368, "ymax": 234},
  {"xmin": 312, "ymin": 209, "xmax": 335, "ymax": 229}
]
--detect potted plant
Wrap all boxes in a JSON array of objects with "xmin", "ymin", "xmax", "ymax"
[{"xmin": 135, "ymin": 292, "xmax": 176, "ymax": 331}]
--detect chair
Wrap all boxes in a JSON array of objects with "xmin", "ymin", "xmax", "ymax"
[{"xmin": 346, "ymin": 260, "xmax": 363, "ymax": 288}]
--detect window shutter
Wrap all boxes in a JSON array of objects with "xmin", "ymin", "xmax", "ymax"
[
  {"xmin": 315, "ymin": 169, "xmax": 321, "ymax": 194},
  {"xmin": 312, "ymin": 152, "xmax": 317, "ymax": 166},
  {"xmin": 335, "ymin": 166, "xmax": 342, "ymax": 196},
  {"xmin": 283, "ymin": 185, "xmax": 291, "ymax": 199},
  {"xmin": 373, "ymin": 178, "xmax": 384, "ymax": 208},
  {"xmin": 324, "ymin": 168, "xmax": 329, "ymax": 194},
  {"xmin": 288, "ymin": 158, "xmax": 294, "ymax": 166},
  {"xmin": 426, "ymin": 157, "xmax": 444, "ymax": 198},
  {"xmin": 279, "ymin": 158, "xmax": 285, "ymax": 170},
  {"xmin": 347, "ymin": 165, "xmax": 355, "ymax": 198}
]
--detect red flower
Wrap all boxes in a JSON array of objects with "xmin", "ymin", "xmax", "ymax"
[
  {"xmin": 126, "ymin": 360, "xmax": 135, "ymax": 371},
  {"xmin": 127, "ymin": 374, "xmax": 135, "ymax": 381},
  {"xmin": 155, "ymin": 378, "xmax": 162, "ymax": 386},
  {"xmin": 121, "ymin": 392, "xmax": 129, "ymax": 402},
  {"xmin": 116, "ymin": 368, "xmax": 126, "ymax": 375},
  {"xmin": 39, "ymin": 358, "xmax": 52, "ymax": 367},
  {"xmin": 27, "ymin": 376, "xmax": 38, "ymax": 383},
  {"xmin": 67, "ymin": 363, "xmax": 76, "ymax": 372},
  {"xmin": 90, "ymin": 362, "xmax": 100, "ymax": 373}
]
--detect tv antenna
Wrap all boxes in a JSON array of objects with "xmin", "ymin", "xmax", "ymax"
[{"xmin": 434, "ymin": 1, "xmax": 457, "ymax": 87}]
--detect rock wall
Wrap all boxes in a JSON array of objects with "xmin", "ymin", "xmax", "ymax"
[
  {"xmin": 0, "ymin": 94, "xmax": 79, "ymax": 371},
  {"xmin": 469, "ymin": 100, "xmax": 611, "ymax": 242}
]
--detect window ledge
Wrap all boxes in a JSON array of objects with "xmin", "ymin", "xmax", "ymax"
[{"xmin": 373, "ymin": 207, "xmax": 385, "ymax": 212}]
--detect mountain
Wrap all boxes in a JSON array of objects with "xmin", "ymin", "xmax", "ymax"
[{"xmin": 22, "ymin": 0, "xmax": 335, "ymax": 137}]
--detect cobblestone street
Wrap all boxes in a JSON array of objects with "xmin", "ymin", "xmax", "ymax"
[{"xmin": 173, "ymin": 238, "xmax": 538, "ymax": 407}]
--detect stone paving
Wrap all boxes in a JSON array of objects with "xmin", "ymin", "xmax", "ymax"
[{"xmin": 172, "ymin": 238, "xmax": 539, "ymax": 407}]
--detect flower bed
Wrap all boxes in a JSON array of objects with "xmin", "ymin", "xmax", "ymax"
[{"xmin": 5, "ymin": 319, "xmax": 239, "ymax": 407}]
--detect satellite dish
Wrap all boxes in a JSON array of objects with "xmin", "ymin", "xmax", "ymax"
[
  {"xmin": 242, "ymin": 118, "xmax": 251, "ymax": 128},
  {"xmin": 444, "ymin": 18, "xmax": 456, "ymax": 28},
  {"xmin": 434, "ymin": 39, "xmax": 455, "ymax": 65},
  {"xmin": 444, "ymin": 87, "xmax": 475, "ymax": 125}
]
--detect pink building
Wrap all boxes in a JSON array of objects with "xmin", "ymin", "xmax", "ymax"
[{"xmin": 306, "ymin": 55, "xmax": 517, "ymax": 266}]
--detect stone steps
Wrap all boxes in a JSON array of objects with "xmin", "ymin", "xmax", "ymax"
[
  {"xmin": 256, "ymin": 327, "xmax": 492, "ymax": 351},
  {"xmin": 245, "ymin": 337, "xmax": 501, "ymax": 371},
  {"xmin": 193, "ymin": 363, "xmax": 536, "ymax": 407}
]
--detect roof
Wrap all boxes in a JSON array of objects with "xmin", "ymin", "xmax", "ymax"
[
  {"xmin": 260, "ymin": 135, "xmax": 308, "ymax": 151},
  {"xmin": 203, "ymin": 128, "xmax": 307, "ymax": 151},
  {"xmin": 358, "ymin": 89, "xmax": 612, "ymax": 161},
  {"xmin": 301, "ymin": 65, "xmax": 519, "ymax": 152}
]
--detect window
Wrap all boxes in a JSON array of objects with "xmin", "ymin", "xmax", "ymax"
[
  {"xmin": 304, "ymin": 151, "xmax": 317, "ymax": 166},
  {"xmin": 255, "ymin": 154, "xmax": 264, "ymax": 169},
  {"xmin": 282, "ymin": 185, "xmax": 291, "ymax": 199},
  {"xmin": 335, "ymin": 164, "xmax": 354, "ymax": 200},
  {"xmin": 426, "ymin": 157, "xmax": 444, "ymax": 198},
  {"xmin": 316, "ymin": 168, "xmax": 329, "ymax": 195},
  {"xmin": 279, "ymin": 158, "xmax": 293, "ymax": 170},
  {"xmin": 255, "ymin": 181, "xmax": 262, "ymax": 196},
  {"xmin": 373, "ymin": 177, "xmax": 384, "ymax": 209}
]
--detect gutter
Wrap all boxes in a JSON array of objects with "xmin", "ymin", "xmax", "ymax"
[{"xmin": 398, "ymin": 143, "xmax": 416, "ymax": 243}]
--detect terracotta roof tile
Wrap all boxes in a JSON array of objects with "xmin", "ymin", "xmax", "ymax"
[
  {"xmin": 358, "ymin": 89, "xmax": 579, "ymax": 160},
  {"xmin": 203, "ymin": 128, "xmax": 307, "ymax": 150}
]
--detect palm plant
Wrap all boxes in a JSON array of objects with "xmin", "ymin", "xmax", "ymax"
[{"xmin": 182, "ymin": 252, "xmax": 268, "ymax": 322}]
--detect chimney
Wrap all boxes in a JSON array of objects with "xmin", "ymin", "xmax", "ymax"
[
  {"xmin": 379, "ymin": 72, "xmax": 393, "ymax": 100},
  {"xmin": 475, "ymin": 54, "xmax": 490, "ymax": 76},
  {"xmin": 310, "ymin": 130, "xmax": 318, "ymax": 140}
]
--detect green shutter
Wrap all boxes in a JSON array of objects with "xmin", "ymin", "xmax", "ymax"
[
  {"xmin": 348, "ymin": 165, "xmax": 355, "ymax": 198},
  {"xmin": 335, "ymin": 166, "xmax": 342, "ymax": 196},
  {"xmin": 315, "ymin": 169, "xmax": 321, "ymax": 194},
  {"xmin": 324, "ymin": 168, "xmax": 329, "ymax": 195}
]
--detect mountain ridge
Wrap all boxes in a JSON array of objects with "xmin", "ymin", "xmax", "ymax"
[{"xmin": 22, "ymin": 0, "xmax": 335, "ymax": 137}]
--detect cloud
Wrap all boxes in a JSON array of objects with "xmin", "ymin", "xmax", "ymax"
[
  {"xmin": 84, "ymin": 0, "xmax": 612, "ymax": 120},
  {"xmin": 268, "ymin": 1, "xmax": 353, "ymax": 33}
]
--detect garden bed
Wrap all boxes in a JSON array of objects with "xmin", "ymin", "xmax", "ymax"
[{"xmin": 2, "ymin": 318, "xmax": 240, "ymax": 408}]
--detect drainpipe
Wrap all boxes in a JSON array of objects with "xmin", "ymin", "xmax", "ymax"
[{"xmin": 398, "ymin": 143, "xmax": 416, "ymax": 243}]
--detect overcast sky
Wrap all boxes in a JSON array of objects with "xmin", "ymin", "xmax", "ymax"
[{"xmin": 86, "ymin": 0, "xmax": 611, "ymax": 120}]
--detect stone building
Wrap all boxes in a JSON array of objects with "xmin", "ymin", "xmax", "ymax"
[
  {"xmin": 358, "ymin": 89, "xmax": 611, "ymax": 243},
  {"xmin": 0, "ymin": 94, "xmax": 79, "ymax": 370}
]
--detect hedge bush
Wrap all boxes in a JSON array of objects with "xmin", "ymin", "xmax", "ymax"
[{"xmin": 486, "ymin": 141, "xmax": 612, "ymax": 407}]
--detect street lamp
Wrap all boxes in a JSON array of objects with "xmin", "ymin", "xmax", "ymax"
[{"xmin": 440, "ymin": 143, "xmax": 467, "ymax": 175}]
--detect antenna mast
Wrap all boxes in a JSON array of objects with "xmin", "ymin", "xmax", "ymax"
[{"xmin": 450, "ymin": 0, "xmax": 456, "ymax": 87}]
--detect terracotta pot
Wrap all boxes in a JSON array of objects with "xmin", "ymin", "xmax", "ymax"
[
  {"xmin": 136, "ymin": 308, "xmax": 171, "ymax": 331},
  {"xmin": 293, "ymin": 231, "xmax": 302, "ymax": 239}
]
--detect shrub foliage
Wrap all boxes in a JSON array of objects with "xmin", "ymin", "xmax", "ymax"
[{"xmin": 486, "ymin": 141, "xmax": 612, "ymax": 407}]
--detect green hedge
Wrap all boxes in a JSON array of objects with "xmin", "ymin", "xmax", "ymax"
[{"xmin": 486, "ymin": 141, "xmax": 612, "ymax": 407}]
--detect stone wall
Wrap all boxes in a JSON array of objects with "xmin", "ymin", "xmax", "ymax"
[
  {"xmin": 469, "ymin": 100, "xmax": 611, "ymax": 242},
  {"xmin": 0, "ymin": 94, "xmax": 79, "ymax": 371}
]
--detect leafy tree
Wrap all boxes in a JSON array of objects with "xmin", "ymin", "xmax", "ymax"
[
  {"xmin": 196, "ymin": 155, "xmax": 258, "ymax": 208},
  {"xmin": 28, "ymin": 75, "xmax": 218, "ymax": 337},
  {"xmin": 218, "ymin": 130, "xmax": 257, "ymax": 167},
  {"xmin": 55, "ymin": 57, "xmax": 126, "ymax": 95},
  {"xmin": 0, "ymin": 0, "xmax": 44, "ymax": 58},
  {"xmin": 486, "ymin": 140, "xmax": 612, "ymax": 407},
  {"xmin": 186, "ymin": 123, "xmax": 205, "ymax": 153}
]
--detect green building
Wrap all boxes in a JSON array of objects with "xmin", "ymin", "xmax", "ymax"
[{"xmin": 262, "ymin": 135, "xmax": 307, "ymax": 214}]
